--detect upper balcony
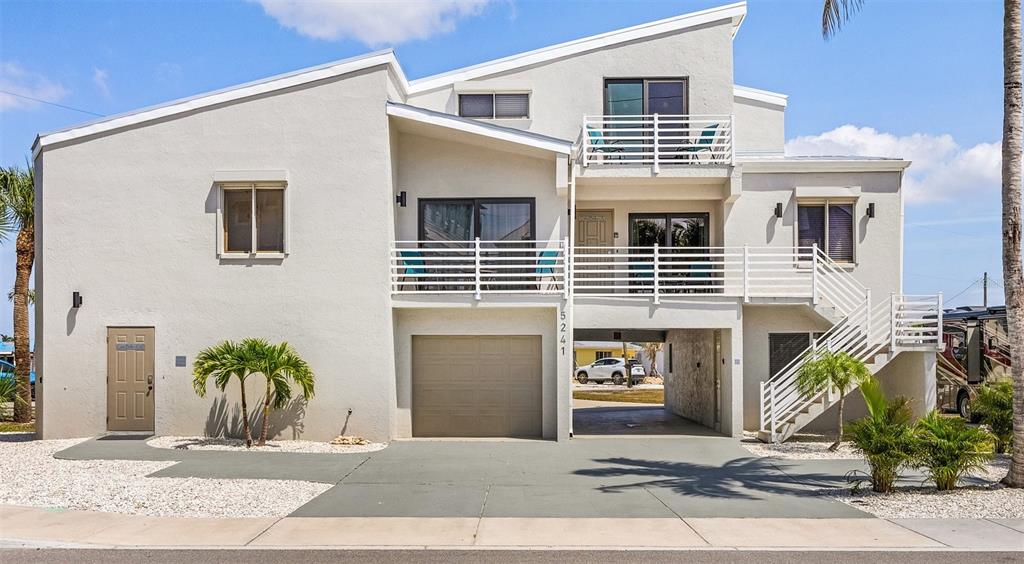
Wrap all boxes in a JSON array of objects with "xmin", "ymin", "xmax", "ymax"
[{"xmin": 579, "ymin": 114, "xmax": 734, "ymax": 175}]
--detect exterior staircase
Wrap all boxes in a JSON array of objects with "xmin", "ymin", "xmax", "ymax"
[{"xmin": 757, "ymin": 249, "xmax": 944, "ymax": 443}]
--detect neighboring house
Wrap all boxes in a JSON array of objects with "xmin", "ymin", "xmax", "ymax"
[
  {"xmin": 32, "ymin": 2, "xmax": 942, "ymax": 443},
  {"xmin": 574, "ymin": 341, "xmax": 640, "ymax": 367}
]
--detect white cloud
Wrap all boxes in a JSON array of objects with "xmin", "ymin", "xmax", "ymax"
[
  {"xmin": 92, "ymin": 67, "xmax": 110, "ymax": 98},
  {"xmin": 255, "ymin": 0, "xmax": 492, "ymax": 47},
  {"xmin": 785, "ymin": 125, "xmax": 1001, "ymax": 204},
  {"xmin": 0, "ymin": 62, "xmax": 68, "ymax": 112}
]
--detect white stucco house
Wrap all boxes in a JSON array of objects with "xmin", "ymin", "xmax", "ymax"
[{"xmin": 32, "ymin": 2, "xmax": 942, "ymax": 443}]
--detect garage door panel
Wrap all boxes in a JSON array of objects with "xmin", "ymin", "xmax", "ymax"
[{"xmin": 413, "ymin": 335, "xmax": 542, "ymax": 438}]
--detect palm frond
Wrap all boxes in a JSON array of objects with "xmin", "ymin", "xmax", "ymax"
[{"xmin": 822, "ymin": 0, "xmax": 864, "ymax": 40}]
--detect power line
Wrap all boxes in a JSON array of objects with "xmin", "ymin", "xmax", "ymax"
[
  {"xmin": 945, "ymin": 278, "xmax": 983, "ymax": 304},
  {"xmin": 0, "ymin": 90, "xmax": 104, "ymax": 117}
]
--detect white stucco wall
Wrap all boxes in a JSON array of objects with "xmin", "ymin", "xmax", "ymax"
[
  {"xmin": 36, "ymin": 67, "xmax": 398, "ymax": 441},
  {"xmin": 407, "ymin": 20, "xmax": 736, "ymax": 141},
  {"xmin": 392, "ymin": 305, "xmax": 566, "ymax": 440},
  {"xmin": 733, "ymin": 97, "xmax": 784, "ymax": 155}
]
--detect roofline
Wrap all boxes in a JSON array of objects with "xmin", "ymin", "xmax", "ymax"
[
  {"xmin": 386, "ymin": 102, "xmax": 572, "ymax": 154},
  {"xmin": 734, "ymin": 85, "xmax": 788, "ymax": 108},
  {"xmin": 406, "ymin": 2, "xmax": 748, "ymax": 94},
  {"xmin": 738, "ymin": 157, "xmax": 912, "ymax": 173},
  {"xmin": 33, "ymin": 49, "xmax": 407, "ymax": 158}
]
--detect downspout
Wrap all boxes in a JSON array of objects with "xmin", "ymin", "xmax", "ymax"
[{"xmin": 567, "ymin": 143, "xmax": 577, "ymax": 439}]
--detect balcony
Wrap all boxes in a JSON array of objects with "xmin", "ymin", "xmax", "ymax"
[
  {"xmin": 580, "ymin": 114, "xmax": 733, "ymax": 172},
  {"xmin": 390, "ymin": 240, "xmax": 568, "ymax": 300}
]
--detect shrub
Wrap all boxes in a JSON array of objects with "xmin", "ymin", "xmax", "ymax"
[
  {"xmin": 971, "ymin": 380, "xmax": 1013, "ymax": 454},
  {"xmin": 845, "ymin": 377, "xmax": 916, "ymax": 493},
  {"xmin": 913, "ymin": 410, "xmax": 993, "ymax": 490}
]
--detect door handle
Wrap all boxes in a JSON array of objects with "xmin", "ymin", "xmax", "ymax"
[{"xmin": 147, "ymin": 375, "xmax": 153, "ymax": 395}]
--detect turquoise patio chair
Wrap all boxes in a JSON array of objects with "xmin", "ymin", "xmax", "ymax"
[
  {"xmin": 536, "ymin": 249, "xmax": 560, "ymax": 290},
  {"xmin": 399, "ymin": 250, "xmax": 426, "ymax": 291},
  {"xmin": 680, "ymin": 123, "xmax": 720, "ymax": 162},
  {"xmin": 585, "ymin": 125, "xmax": 624, "ymax": 161}
]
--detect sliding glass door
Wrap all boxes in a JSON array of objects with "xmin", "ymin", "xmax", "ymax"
[{"xmin": 629, "ymin": 213, "xmax": 711, "ymax": 293}]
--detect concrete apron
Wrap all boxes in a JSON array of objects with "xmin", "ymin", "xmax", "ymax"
[{"xmin": 3, "ymin": 505, "xmax": 1023, "ymax": 550}]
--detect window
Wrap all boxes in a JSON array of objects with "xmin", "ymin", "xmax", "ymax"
[
  {"xmin": 419, "ymin": 198, "xmax": 535, "ymax": 243},
  {"xmin": 595, "ymin": 351, "xmax": 612, "ymax": 360},
  {"xmin": 798, "ymin": 201, "xmax": 855, "ymax": 262},
  {"xmin": 220, "ymin": 183, "xmax": 286, "ymax": 256},
  {"xmin": 768, "ymin": 333, "xmax": 812, "ymax": 377},
  {"xmin": 458, "ymin": 93, "xmax": 530, "ymax": 119}
]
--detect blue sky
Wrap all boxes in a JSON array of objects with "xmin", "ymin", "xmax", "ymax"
[{"xmin": 0, "ymin": 0, "xmax": 1011, "ymax": 335}]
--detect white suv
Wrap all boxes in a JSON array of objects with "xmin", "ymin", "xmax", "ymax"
[{"xmin": 575, "ymin": 358, "xmax": 645, "ymax": 385}]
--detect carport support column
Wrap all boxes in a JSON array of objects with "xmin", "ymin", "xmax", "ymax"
[{"xmin": 722, "ymin": 327, "xmax": 744, "ymax": 438}]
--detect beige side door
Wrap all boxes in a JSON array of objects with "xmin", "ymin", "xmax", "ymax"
[
  {"xmin": 412, "ymin": 335, "xmax": 542, "ymax": 438},
  {"xmin": 107, "ymin": 327, "xmax": 155, "ymax": 432},
  {"xmin": 575, "ymin": 210, "xmax": 614, "ymax": 292}
]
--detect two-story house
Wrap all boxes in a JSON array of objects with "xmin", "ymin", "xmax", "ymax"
[{"xmin": 32, "ymin": 2, "xmax": 942, "ymax": 444}]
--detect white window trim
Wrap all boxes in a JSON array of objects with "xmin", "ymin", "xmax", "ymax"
[
  {"xmin": 216, "ymin": 181, "xmax": 290, "ymax": 259},
  {"xmin": 457, "ymin": 92, "xmax": 531, "ymax": 120},
  {"xmin": 794, "ymin": 198, "xmax": 858, "ymax": 266}
]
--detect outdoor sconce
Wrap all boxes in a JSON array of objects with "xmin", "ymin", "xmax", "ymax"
[
  {"xmin": 774, "ymin": 202, "xmax": 783, "ymax": 218},
  {"xmin": 866, "ymin": 203, "xmax": 876, "ymax": 218},
  {"xmin": 395, "ymin": 191, "xmax": 407, "ymax": 207},
  {"xmin": 72, "ymin": 291, "xmax": 83, "ymax": 309}
]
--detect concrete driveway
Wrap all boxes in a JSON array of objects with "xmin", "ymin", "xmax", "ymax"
[{"xmin": 57, "ymin": 434, "xmax": 870, "ymax": 520}]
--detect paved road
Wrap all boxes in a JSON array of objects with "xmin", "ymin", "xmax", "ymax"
[{"xmin": 3, "ymin": 549, "xmax": 1022, "ymax": 564}]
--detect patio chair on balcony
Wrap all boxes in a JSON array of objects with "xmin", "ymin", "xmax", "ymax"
[
  {"xmin": 399, "ymin": 250, "xmax": 426, "ymax": 291},
  {"xmin": 680, "ymin": 123, "xmax": 720, "ymax": 163},
  {"xmin": 585, "ymin": 125, "xmax": 624, "ymax": 163},
  {"xmin": 535, "ymin": 249, "xmax": 560, "ymax": 291}
]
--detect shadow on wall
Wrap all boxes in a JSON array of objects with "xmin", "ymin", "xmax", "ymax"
[{"xmin": 203, "ymin": 395, "xmax": 307, "ymax": 440}]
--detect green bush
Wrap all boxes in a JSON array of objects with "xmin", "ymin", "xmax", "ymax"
[
  {"xmin": 845, "ymin": 377, "xmax": 916, "ymax": 493},
  {"xmin": 913, "ymin": 411, "xmax": 993, "ymax": 490},
  {"xmin": 971, "ymin": 380, "xmax": 1013, "ymax": 454}
]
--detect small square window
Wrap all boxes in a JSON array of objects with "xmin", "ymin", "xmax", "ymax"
[
  {"xmin": 458, "ymin": 94, "xmax": 494, "ymax": 118},
  {"xmin": 219, "ymin": 183, "xmax": 287, "ymax": 256},
  {"xmin": 458, "ymin": 93, "xmax": 529, "ymax": 119},
  {"xmin": 797, "ymin": 200, "xmax": 855, "ymax": 263}
]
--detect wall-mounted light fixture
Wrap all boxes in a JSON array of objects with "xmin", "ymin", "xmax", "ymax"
[
  {"xmin": 866, "ymin": 203, "xmax": 876, "ymax": 218},
  {"xmin": 72, "ymin": 291, "xmax": 83, "ymax": 309},
  {"xmin": 774, "ymin": 202, "xmax": 783, "ymax": 218},
  {"xmin": 395, "ymin": 191, "xmax": 407, "ymax": 207}
]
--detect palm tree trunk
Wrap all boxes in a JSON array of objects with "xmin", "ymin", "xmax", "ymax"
[
  {"xmin": 259, "ymin": 379, "xmax": 271, "ymax": 446},
  {"xmin": 12, "ymin": 227, "xmax": 33, "ymax": 423},
  {"xmin": 830, "ymin": 396, "xmax": 844, "ymax": 451},
  {"xmin": 239, "ymin": 381, "xmax": 253, "ymax": 448},
  {"xmin": 1003, "ymin": 0, "xmax": 1024, "ymax": 488}
]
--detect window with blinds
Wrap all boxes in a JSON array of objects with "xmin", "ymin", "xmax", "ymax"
[
  {"xmin": 458, "ymin": 93, "xmax": 529, "ymax": 119},
  {"xmin": 769, "ymin": 333, "xmax": 812, "ymax": 377},
  {"xmin": 797, "ymin": 201, "xmax": 856, "ymax": 262}
]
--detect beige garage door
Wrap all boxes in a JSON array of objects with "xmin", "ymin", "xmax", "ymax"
[{"xmin": 412, "ymin": 335, "xmax": 542, "ymax": 438}]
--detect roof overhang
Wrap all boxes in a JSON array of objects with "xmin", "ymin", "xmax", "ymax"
[
  {"xmin": 407, "ymin": 2, "xmax": 748, "ymax": 94},
  {"xmin": 738, "ymin": 157, "xmax": 911, "ymax": 173},
  {"xmin": 33, "ymin": 50, "xmax": 408, "ymax": 158},
  {"xmin": 734, "ymin": 85, "xmax": 788, "ymax": 109},
  {"xmin": 386, "ymin": 102, "xmax": 572, "ymax": 157}
]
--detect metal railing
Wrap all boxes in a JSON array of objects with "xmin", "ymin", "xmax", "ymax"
[
  {"xmin": 390, "ymin": 239, "xmax": 568, "ymax": 299},
  {"xmin": 759, "ymin": 292, "xmax": 944, "ymax": 442},
  {"xmin": 581, "ymin": 114, "xmax": 734, "ymax": 171}
]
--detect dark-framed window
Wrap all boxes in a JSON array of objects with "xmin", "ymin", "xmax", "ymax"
[
  {"xmin": 628, "ymin": 212, "xmax": 709, "ymax": 248},
  {"xmin": 595, "ymin": 351, "xmax": 612, "ymax": 360},
  {"xmin": 458, "ymin": 93, "xmax": 530, "ymax": 119},
  {"xmin": 798, "ymin": 200, "xmax": 855, "ymax": 262},
  {"xmin": 768, "ymin": 332, "xmax": 827, "ymax": 377},
  {"xmin": 604, "ymin": 78, "xmax": 688, "ymax": 116},
  {"xmin": 418, "ymin": 198, "xmax": 536, "ymax": 243}
]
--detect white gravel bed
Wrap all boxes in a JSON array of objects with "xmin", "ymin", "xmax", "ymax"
[
  {"xmin": 147, "ymin": 435, "xmax": 387, "ymax": 454},
  {"xmin": 826, "ymin": 457, "xmax": 1024, "ymax": 519},
  {"xmin": 0, "ymin": 437, "xmax": 330, "ymax": 518},
  {"xmin": 740, "ymin": 431, "xmax": 860, "ymax": 459}
]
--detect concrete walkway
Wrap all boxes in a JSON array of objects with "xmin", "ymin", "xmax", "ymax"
[{"xmin": 2, "ymin": 505, "xmax": 1022, "ymax": 550}]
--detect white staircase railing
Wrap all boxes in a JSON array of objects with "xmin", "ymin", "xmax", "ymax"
[{"xmin": 759, "ymin": 289, "xmax": 943, "ymax": 442}]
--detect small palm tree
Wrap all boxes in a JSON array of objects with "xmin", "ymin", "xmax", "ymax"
[
  {"xmin": 245, "ymin": 338, "xmax": 315, "ymax": 446},
  {"xmin": 640, "ymin": 342, "xmax": 661, "ymax": 378},
  {"xmin": 973, "ymin": 380, "xmax": 1014, "ymax": 454},
  {"xmin": 846, "ymin": 377, "xmax": 916, "ymax": 492},
  {"xmin": 796, "ymin": 350, "xmax": 871, "ymax": 451},
  {"xmin": 915, "ymin": 410, "xmax": 994, "ymax": 491},
  {"xmin": 193, "ymin": 340, "xmax": 256, "ymax": 447},
  {"xmin": 0, "ymin": 164, "xmax": 35, "ymax": 424}
]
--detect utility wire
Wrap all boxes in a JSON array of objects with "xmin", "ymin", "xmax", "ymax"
[
  {"xmin": 0, "ymin": 90, "xmax": 104, "ymax": 117},
  {"xmin": 945, "ymin": 278, "xmax": 983, "ymax": 304}
]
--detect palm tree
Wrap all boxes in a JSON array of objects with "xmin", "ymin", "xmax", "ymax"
[
  {"xmin": 0, "ymin": 164, "xmax": 35, "ymax": 424},
  {"xmin": 641, "ymin": 342, "xmax": 661, "ymax": 378},
  {"xmin": 796, "ymin": 350, "xmax": 871, "ymax": 450},
  {"xmin": 1002, "ymin": 0, "xmax": 1024, "ymax": 488},
  {"xmin": 192, "ymin": 340, "xmax": 256, "ymax": 447},
  {"xmin": 821, "ymin": 0, "xmax": 863, "ymax": 39},
  {"xmin": 245, "ymin": 338, "xmax": 315, "ymax": 446},
  {"xmin": 846, "ymin": 377, "xmax": 916, "ymax": 493}
]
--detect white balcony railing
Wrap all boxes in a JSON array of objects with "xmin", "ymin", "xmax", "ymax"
[
  {"xmin": 581, "ymin": 114, "xmax": 733, "ymax": 171},
  {"xmin": 390, "ymin": 239, "xmax": 568, "ymax": 299}
]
